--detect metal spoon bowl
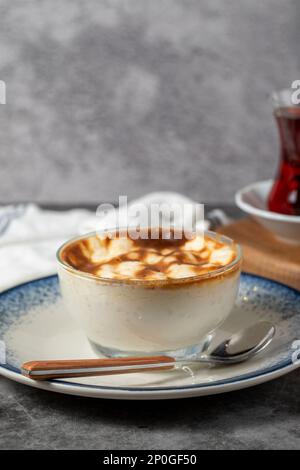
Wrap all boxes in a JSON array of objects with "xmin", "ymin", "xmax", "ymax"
[{"xmin": 201, "ymin": 321, "xmax": 276, "ymax": 364}]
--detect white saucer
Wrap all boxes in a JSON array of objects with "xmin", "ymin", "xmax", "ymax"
[
  {"xmin": 235, "ymin": 180, "xmax": 300, "ymax": 244},
  {"xmin": 0, "ymin": 274, "xmax": 299, "ymax": 400}
]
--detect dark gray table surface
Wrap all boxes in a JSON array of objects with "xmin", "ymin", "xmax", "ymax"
[{"xmin": 0, "ymin": 204, "xmax": 299, "ymax": 450}]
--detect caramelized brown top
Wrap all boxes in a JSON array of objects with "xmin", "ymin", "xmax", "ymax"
[{"xmin": 60, "ymin": 229, "xmax": 238, "ymax": 282}]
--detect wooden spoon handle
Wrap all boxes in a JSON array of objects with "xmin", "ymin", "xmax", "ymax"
[{"xmin": 21, "ymin": 355, "xmax": 176, "ymax": 381}]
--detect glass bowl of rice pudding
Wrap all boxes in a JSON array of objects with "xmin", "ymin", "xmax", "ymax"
[{"xmin": 57, "ymin": 228, "xmax": 242, "ymax": 357}]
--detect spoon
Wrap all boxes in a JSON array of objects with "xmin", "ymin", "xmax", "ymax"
[{"xmin": 21, "ymin": 321, "xmax": 275, "ymax": 381}]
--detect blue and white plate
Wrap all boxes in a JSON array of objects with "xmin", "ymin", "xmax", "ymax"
[{"xmin": 0, "ymin": 274, "xmax": 299, "ymax": 400}]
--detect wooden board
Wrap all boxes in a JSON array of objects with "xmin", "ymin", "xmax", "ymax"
[{"xmin": 218, "ymin": 217, "xmax": 300, "ymax": 291}]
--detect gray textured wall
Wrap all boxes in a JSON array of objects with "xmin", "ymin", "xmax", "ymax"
[{"xmin": 0, "ymin": 0, "xmax": 299, "ymax": 204}]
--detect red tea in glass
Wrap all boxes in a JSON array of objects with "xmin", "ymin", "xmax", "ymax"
[{"xmin": 268, "ymin": 90, "xmax": 300, "ymax": 215}]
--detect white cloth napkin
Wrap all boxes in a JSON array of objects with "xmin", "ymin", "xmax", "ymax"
[
  {"xmin": 0, "ymin": 204, "xmax": 93, "ymax": 292},
  {"xmin": 0, "ymin": 194, "xmax": 230, "ymax": 292}
]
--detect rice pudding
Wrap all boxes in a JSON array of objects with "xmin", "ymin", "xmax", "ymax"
[{"xmin": 57, "ymin": 229, "xmax": 242, "ymax": 356}]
